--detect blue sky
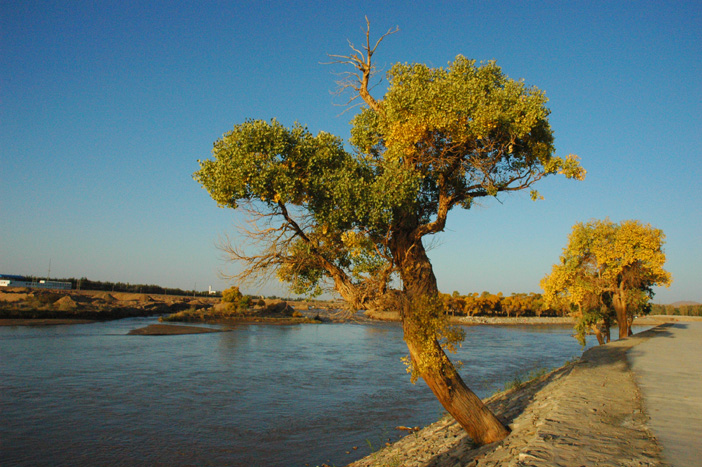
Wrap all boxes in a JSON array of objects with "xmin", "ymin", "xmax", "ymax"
[{"xmin": 1, "ymin": 1, "xmax": 700, "ymax": 303}]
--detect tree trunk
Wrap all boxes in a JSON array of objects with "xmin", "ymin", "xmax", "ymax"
[
  {"xmin": 391, "ymin": 231, "xmax": 510, "ymax": 445},
  {"xmin": 612, "ymin": 285, "xmax": 630, "ymax": 339},
  {"xmin": 602, "ymin": 313, "xmax": 611, "ymax": 343},
  {"xmin": 627, "ymin": 316, "xmax": 634, "ymax": 336},
  {"xmin": 591, "ymin": 324, "xmax": 605, "ymax": 346},
  {"xmin": 403, "ymin": 320, "xmax": 510, "ymax": 444}
]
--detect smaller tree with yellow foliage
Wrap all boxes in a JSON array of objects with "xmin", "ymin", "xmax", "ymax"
[{"xmin": 541, "ymin": 219, "xmax": 672, "ymax": 343}]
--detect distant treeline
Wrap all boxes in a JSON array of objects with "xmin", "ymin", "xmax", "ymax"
[
  {"xmin": 441, "ymin": 292, "xmax": 702, "ymax": 318},
  {"xmin": 440, "ymin": 291, "xmax": 565, "ymax": 317},
  {"xmin": 650, "ymin": 303, "xmax": 702, "ymax": 317},
  {"xmin": 11, "ymin": 276, "xmax": 218, "ymax": 298}
]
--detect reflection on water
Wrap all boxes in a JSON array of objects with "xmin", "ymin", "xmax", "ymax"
[{"xmin": 0, "ymin": 318, "xmax": 648, "ymax": 467}]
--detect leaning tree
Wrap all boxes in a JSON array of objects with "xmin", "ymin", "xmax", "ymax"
[
  {"xmin": 195, "ymin": 22, "xmax": 584, "ymax": 444},
  {"xmin": 541, "ymin": 218, "xmax": 672, "ymax": 343}
]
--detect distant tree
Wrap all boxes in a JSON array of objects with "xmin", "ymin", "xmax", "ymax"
[
  {"xmin": 502, "ymin": 293, "xmax": 534, "ymax": 317},
  {"xmin": 221, "ymin": 286, "xmax": 251, "ymax": 311},
  {"xmin": 221, "ymin": 286, "xmax": 243, "ymax": 304},
  {"xmin": 541, "ymin": 219, "xmax": 672, "ymax": 343},
  {"xmin": 194, "ymin": 21, "xmax": 584, "ymax": 444},
  {"xmin": 653, "ymin": 303, "xmax": 702, "ymax": 317}
]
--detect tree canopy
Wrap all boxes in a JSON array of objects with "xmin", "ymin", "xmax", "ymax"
[
  {"xmin": 194, "ymin": 22, "xmax": 584, "ymax": 445},
  {"xmin": 195, "ymin": 56, "xmax": 585, "ymax": 308},
  {"xmin": 541, "ymin": 219, "xmax": 672, "ymax": 344}
]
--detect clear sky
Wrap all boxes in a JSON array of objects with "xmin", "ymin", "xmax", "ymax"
[{"xmin": 1, "ymin": 1, "xmax": 700, "ymax": 303}]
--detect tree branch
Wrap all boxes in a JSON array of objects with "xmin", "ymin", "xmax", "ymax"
[{"xmin": 323, "ymin": 17, "xmax": 398, "ymax": 113}]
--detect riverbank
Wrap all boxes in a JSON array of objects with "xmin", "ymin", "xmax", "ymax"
[
  {"xmin": 127, "ymin": 324, "xmax": 230, "ymax": 335},
  {"xmin": 0, "ymin": 318, "xmax": 96, "ymax": 326},
  {"xmin": 364, "ymin": 309, "xmax": 702, "ymax": 327},
  {"xmin": 0, "ymin": 287, "xmax": 218, "ymax": 322},
  {"xmin": 349, "ymin": 326, "xmax": 668, "ymax": 467},
  {"xmin": 364, "ymin": 310, "xmax": 575, "ymax": 325},
  {"xmin": 0, "ymin": 287, "xmax": 333, "ymax": 326}
]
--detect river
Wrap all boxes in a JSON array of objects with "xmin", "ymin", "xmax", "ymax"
[{"xmin": 0, "ymin": 318, "xmax": 644, "ymax": 466}]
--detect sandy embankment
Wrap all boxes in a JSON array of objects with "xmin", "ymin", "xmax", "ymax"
[
  {"xmin": 0, "ymin": 288, "xmax": 219, "ymax": 324},
  {"xmin": 365, "ymin": 309, "xmax": 574, "ymax": 324},
  {"xmin": 0, "ymin": 318, "xmax": 96, "ymax": 326},
  {"xmin": 127, "ymin": 324, "xmax": 229, "ymax": 335},
  {"xmin": 365, "ymin": 309, "xmax": 701, "ymax": 327},
  {"xmin": 350, "ymin": 326, "xmax": 666, "ymax": 467}
]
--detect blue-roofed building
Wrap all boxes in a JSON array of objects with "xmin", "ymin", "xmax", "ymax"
[{"xmin": 0, "ymin": 275, "xmax": 72, "ymax": 290}]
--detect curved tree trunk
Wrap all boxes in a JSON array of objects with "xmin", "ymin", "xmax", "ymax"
[
  {"xmin": 391, "ymin": 231, "xmax": 510, "ymax": 445},
  {"xmin": 323, "ymin": 220, "xmax": 510, "ymax": 444},
  {"xmin": 403, "ymin": 319, "xmax": 511, "ymax": 444}
]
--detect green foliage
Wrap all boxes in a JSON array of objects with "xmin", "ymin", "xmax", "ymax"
[
  {"xmin": 221, "ymin": 286, "xmax": 252, "ymax": 312},
  {"xmin": 650, "ymin": 303, "xmax": 702, "ymax": 317},
  {"xmin": 239, "ymin": 295, "xmax": 252, "ymax": 309},
  {"xmin": 193, "ymin": 51, "xmax": 583, "ymax": 302}
]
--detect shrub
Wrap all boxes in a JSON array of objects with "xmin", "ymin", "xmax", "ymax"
[
  {"xmin": 239, "ymin": 295, "xmax": 252, "ymax": 309},
  {"xmin": 221, "ymin": 286, "xmax": 243, "ymax": 304}
]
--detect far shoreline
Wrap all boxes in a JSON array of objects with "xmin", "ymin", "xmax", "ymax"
[
  {"xmin": 3, "ymin": 313, "xmax": 700, "ymax": 328},
  {"xmin": 0, "ymin": 318, "xmax": 96, "ymax": 326},
  {"xmin": 363, "ymin": 309, "xmax": 702, "ymax": 326}
]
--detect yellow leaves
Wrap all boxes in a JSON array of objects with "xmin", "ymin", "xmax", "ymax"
[
  {"xmin": 386, "ymin": 120, "xmax": 430, "ymax": 160},
  {"xmin": 341, "ymin": 230, "xmax": 368, "ymax": 259},
  {"xmin": 260, "ymin": 193, "xmax": 281, "ymax": 204},
  {"xmin": 541, "ymin": 218, "xmax": 673, "ymax": 315},
  {"xmin": 530, "ymin": 190, "xmax": 544, "ymax": 201},
  {"xmin": 560, "ymin": 154, "xmax": 587, "ymax": 181},
  {"xmin": 340, "ymin": 230, "xmax": 359, "ymax": 246}
]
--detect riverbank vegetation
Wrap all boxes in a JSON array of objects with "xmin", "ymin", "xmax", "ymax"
[{"xmin": 439, "ymin": 291, "xmax": 561, "ymax": 317}]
